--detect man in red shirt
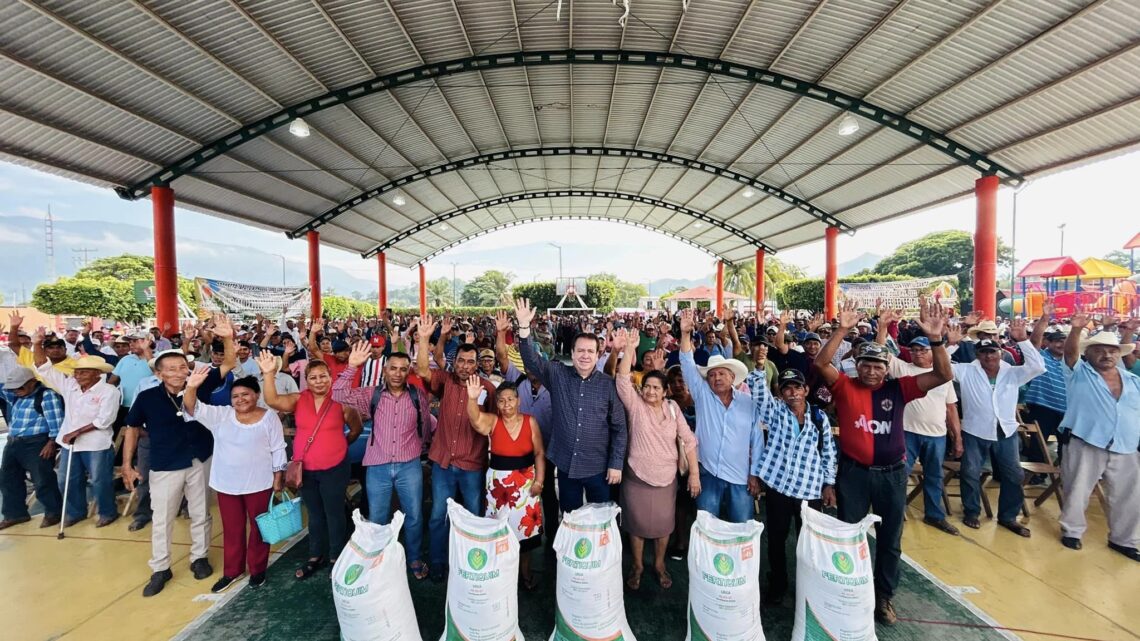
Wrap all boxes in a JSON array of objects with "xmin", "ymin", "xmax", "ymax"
[{"xmin": 814, "ymin": 297, "xmax": 952, "ymax": 625}]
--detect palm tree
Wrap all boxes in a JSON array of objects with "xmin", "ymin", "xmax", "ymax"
[
  {"xmin": 719, "ymin": 257, "xmax": 806, "ymax": 301},
  {"xmin": 425, "ymin": 278, "xmax": 454, "ymax": 307}
]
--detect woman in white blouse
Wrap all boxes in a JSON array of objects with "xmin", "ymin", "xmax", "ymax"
[{"xmin": 184, "ymin": 368, "xmax": 287, "ymax": 593}]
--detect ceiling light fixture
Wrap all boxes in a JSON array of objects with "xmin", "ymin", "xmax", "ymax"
[
  {"xmin": 837, "ymin": 115, "xmax": 860, "ymax": 136},
  {"xmin": 693, "ymin": 222, "xmax": 703, "ymax": 228},
  {"xmin": 392, "ymin": 194, "xmax": 406, "ymax": 207},
  {"xmin": 742, "ymin": 188, "xmax": 755, "ymax": 198},
  {"xmin": 288, "ymin": 118, "xmax": 311, "ymax": 137},
  {"xmin": 439, "ymin": 224, "xmax": 448, "ymax": 230}
]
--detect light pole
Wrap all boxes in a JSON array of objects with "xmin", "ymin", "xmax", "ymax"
[
  {"xmin": 1058, "ymin": 223, "xmax": 1066, "ymax": 255},
  {"xmin": 269, "ymin": 253, "xmax": 286, "ymax": 286},
  {"xmin": 1010, "ymin": 181, "xmax": 1031, "ymax": 318},
  {"xmin": 548, "ymin": 242, "xmax": 563, "ymax": 281}
]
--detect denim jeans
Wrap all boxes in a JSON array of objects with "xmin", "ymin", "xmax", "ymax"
[
  {"xmin": 366, "ymin": 460, "xmax": 424, "ymax": 563},
  {"xmin": 961, "ymin": 431, "xmax": 1024, "ymax": 523},
  {"xmin": 904, "ymin": 432, "xmax": 948, "ymax": 522},
  {"xmin": 0, "ymin": 434, "xmax": 62, "ymax": 520},
  {"xmin": 556, "ymin": 470, "xmax": 610, "ymax": 514},
  {"xmin": 428, "ymin": 463, "xmax": 483, "ymax": 569},
  {"xmin": 694, "ymin": 466, "xmax": 754, "ymax": 523},
  {"xmin": 836, "ymin": 457, "xmax": 906, "ymax": 600},
  {"xmin": 58, "ymin": 446, "xmax": 115, "ymax": 521}
]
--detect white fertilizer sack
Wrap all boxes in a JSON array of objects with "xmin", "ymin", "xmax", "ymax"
[
  {"xmin": 686, "ymin": 510, "xmax": 766, "ymax": 641},
  {"xmin": 441, "ymin": 498, "xmax": 523, "ymax": 641},
  {"xmin": 549, "ymin": 503, "xmax": 635, "ymax": 641},
  {"xmin": 332, "ymin": 509, "xmax": 422, "ymax": 641}
]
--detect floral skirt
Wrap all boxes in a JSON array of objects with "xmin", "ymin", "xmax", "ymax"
[{"xmin": 485, "ymin": 464, "xmax": 543, "ymax": 546}]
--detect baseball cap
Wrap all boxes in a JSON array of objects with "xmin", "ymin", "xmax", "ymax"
[
  {"xmin": 111, "ymin": 335, "xmax": 130, "ymax": 345},
  {"xmin": 976, "ymin": 339, "xmax": 1002, "ymax": 352},
  {"xmin": 369, "ymin": 335, "xmax": 386, "ymax": 348},
  {"xmin": 42, "ymin": 336, "xmax": 65, "ymax": 348},
  {"xmin": 854, "ymin": 342, "xmax": 890, "ymax": 363},
  {"xmin": 766, "ymin": 326, "xmax": 778, "ymax": 334},
  {"xmin": 712, "ymin": 323, "xmax": 725, "ymax": 332},
  {"xmin": 3, "ymin": 367, "xmax": 36, "ymax": 390},
  {"xmin": 802, "ymin": 332, "xmax": 822, "ymax": 344},
  {"xmin": 478, "ymin": 348, "xmax": 495, "ymax": 360},
  {"xmin": 330, "ymin": 339, "xmax": 350, "ymax": 353},
  {"xmin": 1044, "ymin": 329, "xmax": 1066, "ymax": 341},
  {"xmin": 908, "ymin": 336, "xmax": 931, "ymax": 348},
  {"xmin": 777, "ymin": 369, "xmax": 806, "ymax": 388}
]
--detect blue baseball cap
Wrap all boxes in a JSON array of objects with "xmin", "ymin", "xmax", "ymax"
[{"xmin": 908, "ymin": 336, "xmax": 931, "ymax": 348}]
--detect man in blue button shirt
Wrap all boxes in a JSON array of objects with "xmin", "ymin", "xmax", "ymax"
[
  {"xmin": 1058, "ymin": 314, "xmax": 1140, "ymax": 561},
  {"xmin": 677, "ymin": 308, "xmax": 764, "ymax": 523},
  {"xmin": 515, "ymin": 299, "xmax": 627, "ymax": 514},
  {"xmin": 0, "ymin": 367, "xmax": 64, "ymax": 529}
]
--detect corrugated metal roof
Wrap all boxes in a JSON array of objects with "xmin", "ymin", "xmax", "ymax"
[{"xmin": 2, "ymin": 0, "xmax": 1138, "ymax": 267}]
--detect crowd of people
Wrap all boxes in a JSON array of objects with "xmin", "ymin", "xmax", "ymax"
[{"xmin": 0, "ymin": 298, "xmax": 1137, "ymax": 625}]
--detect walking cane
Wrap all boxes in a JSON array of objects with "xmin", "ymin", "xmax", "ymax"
[{"xmin": 58, "ymin": 444, "xmax": 75, "ymax": 540}]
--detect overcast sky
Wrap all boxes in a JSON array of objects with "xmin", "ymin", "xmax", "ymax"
[{"xmin": 1, "ymin": 146, "xmax": 1137, "ymax": 290}]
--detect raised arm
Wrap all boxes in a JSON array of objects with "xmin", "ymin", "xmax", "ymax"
[
  {"xmin": 330, "ymin": 341, "xmax": 374, "ymax": 416},
  {"xmin": 210, "ymin": 314, "xmax": 238, "ymax": 378},
  {"xmin": 514, "ymin": 298, "xmax": 551, "ymax": 387},
  {"xmin": 1121, "ymin": 318, "xmax": 1139, "ymax": 370},
  {"xmin": 181, "ymin": 364, "xmax": 213, "ymax": 422},
  {"xmin": 414, "ymin": 313, "xmax": 435, "ymax": 380},
  {"xmin": 723, "ymin": 305, "xmax": 744, "ymax": 357},
  {"xmin": 463, "ymin": 375, "xmax": 496, "ymax": 436},
  {"xmin": 256, "ymin": 350, "xmax": 299, "ymax": 413},
  {"xmin": 432, "ymin": 315, "xmax": 452, "ymax": 371},
  {"xmin": 1029, "ymin": 303, "xmax": 1053, "ymax": 349},
  {"xmin": 911, "ymin": 297, "xmax": 953, "ymax": 392},
  {"xmin": 1009, "ymin": 318, "xmax": 1046, "ymax": 382},
  {"xmin": 678, "ymin": 308, "xmax": 695, "ymax": 354},
  {"xmin": 494, "ymin": 310, "xmax": 511, "ymax": 374},
  {"xmin": 874, "ymin": 304, "xmax": 903, "ymax": 346},
  {"xmin": 815, "ymin": 301, "xmax": 859, "ymax": 386},
  {"xmin": 773, "ymin": 310, "xmax": 792, "ymax": 355},
  {"xmin": 306, "ymin": 318, "xmax": 325, "ymax": 360},
  {"xmin": 6, "ymin": 311, "xmax": 22, "ymax": 349}
]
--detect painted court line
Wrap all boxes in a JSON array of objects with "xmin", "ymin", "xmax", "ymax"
[
  {"xmin": 900, "ymin": 551, "xmax": 1022, "ymax": 641},
  {"xmin": 169, "ymin": 527, "xmax": 309, "ymax": 641}
]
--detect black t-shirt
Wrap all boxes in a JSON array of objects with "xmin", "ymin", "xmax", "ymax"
[{"xmin": 125, "ymin": 369, "xmax": 222, "ymax": 472}]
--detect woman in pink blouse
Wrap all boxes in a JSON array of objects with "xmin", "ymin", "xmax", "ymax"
[{"xmin": 612, "ymin": 328, "xmax": 699, "ymax": 591}]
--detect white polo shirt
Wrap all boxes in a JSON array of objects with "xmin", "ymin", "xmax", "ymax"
[{"xmin": 888, "ymin": 358, "xmax": 957, "ymax": 437}]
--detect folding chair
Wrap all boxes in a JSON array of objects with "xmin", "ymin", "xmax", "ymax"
[
  {"xmin": 942, "ymin": 460, "xmax": 993, "ymax": 518},
  {"xmin": 1017, "ymin": 421, "xmax": 1063, "ymax": 515}
]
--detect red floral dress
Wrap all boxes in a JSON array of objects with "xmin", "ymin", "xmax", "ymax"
[{"xmin": 484, "ymin": 414, "xmax": 542, "ymax": 543}]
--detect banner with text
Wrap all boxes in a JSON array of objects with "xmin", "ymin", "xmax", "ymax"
[
  {"xmin": 838, "ymin": 276, "xmax": 958, "ymax": 313},
  {"xmin": 195, "ymin": 278, "xmax": 310, "ymax": 318}
]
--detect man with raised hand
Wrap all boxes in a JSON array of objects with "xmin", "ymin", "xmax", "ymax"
[
  {"xmin": 414, "ymin": 313, "xmax": 496, "ymax": 583},
  {"xmin": 814, "ymin": 297, "xmax": 952, "ymax": 626},
  {"xmin": 950, "ymin": 316, "xmax": 1044, "ymax": 539},
  {"xmin": 1057, "ymin": 313, "xmax": 1140, "ymax": 561},
  {"xmin": 676, "ymin": 308, "xmax": 763, "ymax": 523},
  {"xmin": 514, "ymin": 298, "xmax": 627, "ymax": 514}
]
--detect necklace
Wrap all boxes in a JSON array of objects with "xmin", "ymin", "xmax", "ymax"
[{"xmin": 165, "ymin": 387, "xmax": 184, "ymax": 417}]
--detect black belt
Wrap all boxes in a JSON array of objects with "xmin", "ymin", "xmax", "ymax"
[
  {"xmin": 842, "ymin": 455, "xmax": 905, "ymax": 472},
  {"xmin": 6, "ymin": 433, "xmax": 50, "ymax": 443},
  {"xmin": 490, "ymin": 453, "xmax": 535, "ymax": 471}
]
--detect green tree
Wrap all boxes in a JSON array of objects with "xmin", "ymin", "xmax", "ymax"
[
  {"xmin": 776, "ymin": 274, "xmax": 908, "ymax": 313},
  {"xmin": 511, "ymin": 277, "xmax": 617, "ymax": 313},
  {"xmin": 425, "ymin": 278, "xmax": 455, "ymax": 307},
  {"xmin": 723, "ymin": 261, "xmax": 755, "ymax": 298},
  {"xmin": 32, "ymin": 278, "xmax": 151, "ymax": 321},
  {"xmin": 1103, "ymin": 250, "xmax": 1132, "ymax": 269},
  {"xmin": 586, "ymin": 272, "xmax": 648, "ymax": 307},
  {"xmin": 874, "ymin": 230, "xmax": 1012, "ymax": 278},
  {"xmin": 74, "ymin": 253, "xmax": 200, "ymax": 308},
  {"xmin": 461, "ymin": 270, "xmax": 515, "ymax": 306}
]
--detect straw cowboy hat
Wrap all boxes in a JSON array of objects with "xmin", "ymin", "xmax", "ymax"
[
  {"xmin": 697, "ymin": 355, "xmax": 749, "ymax": 386},
  {"xmin": 72, "ymin": 355, "xmax": 114, "ymax": 373},
  {"xmin": 1080, "ymin": 331, "xmax": 1135, "ymax": 357},
  {"xmin": 967, "ymin": 320, "xmax": 1001, "ymax": 338}
]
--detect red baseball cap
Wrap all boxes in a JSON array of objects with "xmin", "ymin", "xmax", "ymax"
[{"xmin": 369, "ymin": 335, "xmax": 386, "ymax": 348}]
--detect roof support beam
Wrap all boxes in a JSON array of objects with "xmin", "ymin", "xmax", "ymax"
[
  {"xmin": 360, "ymin": 189, "xmax": 776, "ymax": 261},
  {"xmin": 120, "ymin": 49, "xmax": 1023, "ymax": 200},
  {"xmin": 288, "ymin": 146, "xmax": 846, "ymax": 238}
]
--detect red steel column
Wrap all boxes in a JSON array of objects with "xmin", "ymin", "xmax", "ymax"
[
  {"xmin": 715, "ymin": 260, "xmax": 725, "ymax": 313},
  {"xmin": 152, "ymin": 186, "xmax": 178, "ymax": 335},
  {"xmin": 377, "ymin": 252, "xmax": 388, "ymax": 313},
  {"xmin": 418, "ymin": 264, "xmax": 427, "ymax": 315},
  {"xmin": 825, "ymin": 226, "xmax": 839, "ymax": 320},
  {"xmin": 755, "ymin": 249, "xmax": 765, "ymax": 315},
  {"xmin": 974, "ymin": 175, "xmax": 999, "ymax": 319},
  {"xmin": 307, "ymin": 231, "xmax": 321, "ymax": 319}
]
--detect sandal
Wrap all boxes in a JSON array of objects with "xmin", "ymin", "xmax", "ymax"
[
  {"xmin": 625, "ymin": 568, "xmax": 643, "ymax": 591},
  {"xmin": 295, "ymin": 556, "xmax": 327, "ymax": 580},
  {"xmin": 656, "ymin": 568, "xmax": 673, "ymax": 590},
  {"xmin": 962, "ymin": 516, "xmax": 981, "ymax": 530},
  {"xmin": 998, "ymin": 520, "xmax": 1031, "ymax": 538},
  {"xmin": 409, "ymin": 560, "xmax": 430, "ymax": 581}
]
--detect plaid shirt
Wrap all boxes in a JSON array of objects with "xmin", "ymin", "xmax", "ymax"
[
  {"xmin": 751, "ymin": 381, "xmax": 837, "ymax": 500},
  {"xmin": 0, "ymin": 385, "xmax": 64, "ymax": 439}
]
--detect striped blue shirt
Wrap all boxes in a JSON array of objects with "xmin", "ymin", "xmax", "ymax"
[
  {"xmin": 751, "ymin": 382, "xmax": 837, "ymax": 499},
  {"xmin": 1022, "ymin": 348, "xmax": 1068, "ymax": 413},
  {"xmin": 679, "ymin": 350, "xmax": 765, "ymax": 485},
  {"xmin": 0, "ymin": 385, "xmax": 64, "ymax": 439}
]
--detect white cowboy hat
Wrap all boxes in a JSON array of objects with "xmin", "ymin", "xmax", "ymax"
[
  {"xmin": 967, "ymin": 320, "xmax": 1001, "ymax": 338},
  {"xmin": 697, "ymin": 355, "xmax": 749, "ymax": 386},
  {"xmin": 71, "ymin": 355, "xmax": 114, "ymax": 373},
  {"xmin": 1080, "ymin": 332, "xmax": 1135, "ymax": 357}
]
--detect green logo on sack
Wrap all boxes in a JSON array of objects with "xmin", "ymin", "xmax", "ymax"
[
  {"xmin": 343, "ymin": 564, "xmax": 364, "ymax": 585},
  {"xmin": 831, "ymin": 552, "xmax": 854, "ymax": 575},
  {"xmin": 468, "ymin": 548, "xmax": 488, "ymax": 571},
  {"xmin": 713, "ymin": 553, "xmax": 734, "ymax": 576},
  {"xmin": 574, "ymin": 538, "xmax": 592, "ymax": 559}
]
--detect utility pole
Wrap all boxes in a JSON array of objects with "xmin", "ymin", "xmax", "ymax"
[
  {"xmin": 1058, "ymin": 223, "xmax": 1066, "ymax": 255},
  {"xmin": 73, "ymin": 247, "xmax": 98, "ymax": 269},
  {"xmin": 44, "ymin": 206, "xmax": 55, "ymax": 283}
]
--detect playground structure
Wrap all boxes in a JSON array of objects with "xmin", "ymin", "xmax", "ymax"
[{"xmin": 1003, "ymin": 249, "xmax": 1139, "ymax": 318}]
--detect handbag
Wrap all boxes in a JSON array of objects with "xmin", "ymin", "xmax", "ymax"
[
  {"xmin": 286, "ymin": 398, "xmax": 334, "ymax": 490},
  {"xmin": 255, "ymin": 490, "xmax": 303, "ymax": 544},
  {"xmin": 670, "ymin": 401, "xmax": 690, "ymax": 476}
]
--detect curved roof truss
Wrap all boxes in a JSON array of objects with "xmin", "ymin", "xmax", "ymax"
[
  {"xmin": 361, "ymin": 189, "xmax": 776, "ymax": 263},
  {"xmin": 288, "ymin": 146, "xmax": 849, "ymax": 238},
  {"xmin": 118, "ymin": 49, "xmax": 1024, "ymax": 201}
]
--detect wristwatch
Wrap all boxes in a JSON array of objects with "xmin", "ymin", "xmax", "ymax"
[{"xmin": 927, "ymin": 338, "xmax": 946, "ymax": 347}]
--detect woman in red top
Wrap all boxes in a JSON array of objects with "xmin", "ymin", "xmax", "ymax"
[
  {"xmin": 464, "ymin": 377, "xmax": 545, "ymax": 589},
  {"xmin": 260, "ymin": 353, "xmax": 362, "ymax": 579}
]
